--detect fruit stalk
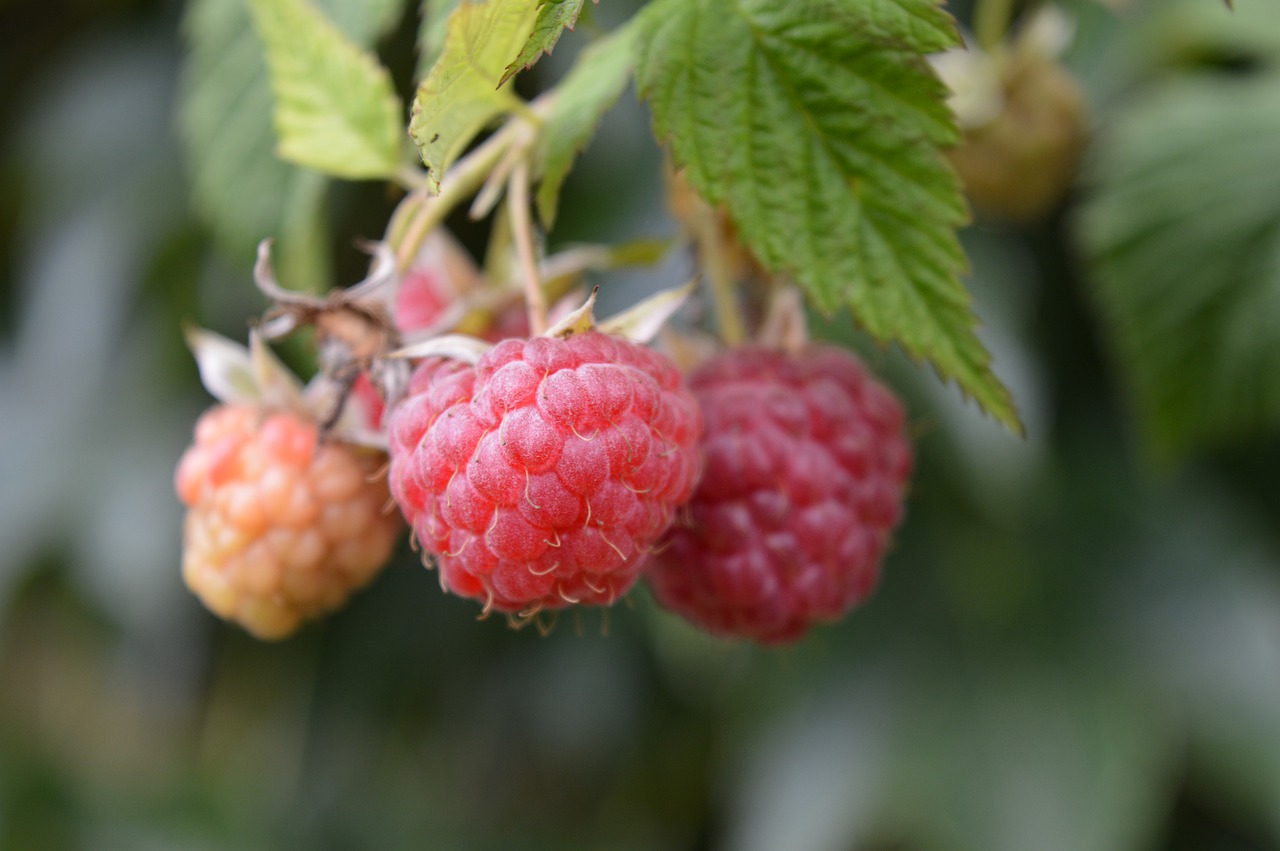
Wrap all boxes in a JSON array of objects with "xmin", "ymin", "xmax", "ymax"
[
  {"xmin": 690, "ymin": 198, "xmax": 747, "ymax": 346},
  {"xmin": 974, "ymin": 0, "xmax": 1016, "ymax": 52},
  {"xmin": 508, "ymin": 159, "xmax": 548, "ymax": 335},
  {"xmin": 390, "ymin": 92, "xmax": 561, "ymax": 274},
  {"xmin": 392, "ymin": 131, "xmax": 512, "ymax": 272}
]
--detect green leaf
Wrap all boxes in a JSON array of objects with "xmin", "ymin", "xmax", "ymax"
[
  {"xmin": 633, "ymin": 0, "xmax": 1021, "ymax": 434},
  {"xmin": 249, "ymin": 0, "xmax": 404, "ymax": 180},
  {"xmin": 409, "ymin": 0, "xmax": 540, "ymax": 192},
  {"xmin": 1141, "ymin": 0, "xmax": 1280, "ymax": 71},
  {"xmin": 180, "ymin": 0, "xmax": 405, "ymax": 287},
  {"xmin": 418, "ymin": 0, "xmax": 463, "ymax": 78},
  {"xmin": 1079, "ymin": 74, "xmax": 1280, "ymax": 457},
  {"xmin": 325, "ymin": 0, "xmax": 406, "ymax": 43},
  {"xmin": 533, "ymin": 24, "xmax": 633, "ymax": 226},
  {"xmin": 502, "ymin": 0, "xmax": 592, "ymax": 86}
]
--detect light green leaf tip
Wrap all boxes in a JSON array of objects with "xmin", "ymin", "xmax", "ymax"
[
  {"xmin": 634, "ymin": 0, "xmax": 1022, "ymax": 435},
  {"xmin": 410, "ymin": 0, "xmax": 540, "ymax": 192},
  {"xmin": 502, "ymin": 0, "xmax": 593, "ymax": 86},
  {"xmin": 249, "ymin": 0, "xmax": 404, "ymax": 180}
]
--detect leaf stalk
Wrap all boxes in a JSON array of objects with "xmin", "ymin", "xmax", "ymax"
[
  {"xmin": 691, "ymin": 200, "xmax": 747, "ymax": 346},
  {"xmin": 974, "ymin": 0, "xmax": 1015, "ymax": 52}
]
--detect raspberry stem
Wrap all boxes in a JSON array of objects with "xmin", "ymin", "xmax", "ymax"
[
  {"xmin": 508, "ymin": 159, "xmax": 548, "ymax": 335},
  {"xmin": 974, "ymin": 0, "xmax": 1015, "ymax": 53},
  {"xmin": 392, "ymin": 131, "xmax": 512, "ymax": 272},
  {"xmin": 389, "ymin": 93, "xmax": 560, "ymax": 275},
  {"xmin": 690, "ymin": 197, "xmax": 747, "ymax": 347},
  {"xmin": 394, "ymin": 164, "xmax": 432, "ymax": 193}
]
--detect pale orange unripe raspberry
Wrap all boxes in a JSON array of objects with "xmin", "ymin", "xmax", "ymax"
[{"xmin": 176, "ymin": 405, "xmax": 401, "ymax": 639}]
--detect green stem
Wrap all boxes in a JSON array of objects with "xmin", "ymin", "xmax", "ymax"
[
  {"xmin": 394, "ymin": 164, "xmax": 431, "ymax": 193},
  {"xmin": 385, "ymin": 190, "xmax": 425, "ymax": 249},
  {"xmin": 508, "ymin": 160, "xmax": 548, "ymax": 336},
  {"xmin": 391, "ymin": 133, "xmax": 512, "ymax": 272},
  {"xmin": 504, "ymin": 93, "xmax": 544, "ymax": 129},
  {"xmin": 387, "ymin": 92, "xmax": 558, "ymax": 273},
  {"xmin": 691, "ymin": 201, "xmax": 747, "ymax": 346},
  {"xmin": 974, "ymin": 0, "xmax": 1015, "ymax": 52}
]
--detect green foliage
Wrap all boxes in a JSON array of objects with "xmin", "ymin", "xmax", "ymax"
[
  {"xmin": 179, "ymin": 0, "xmax": 404, "ymax": 288},
  {"xmin": 884, "ymin": 664, "xmax": 1173, "ymax": 851},
  {"xmin": 248, "ymin": 0, "xmax": 405, "ymax": 180},
  {"xmin": 324, "ymin": 0, "xmax": 406, "ymax": 43},
  {"xmin": 1141, "ymin": 0, "xmax": 1280, "ymax": 69},
  {"xmin": 533, "ymin": 24, "xmax": 634, "ymax": 226},
  {"xmin": 409, "ymin": 0, "xmax": 539, "ymax": 192},
  {"xmin": 1080, "ymin": 73, "xmax": 1280, "ymax": 458},
  {"xmin": 633, "ymin": 0, "xmax": 1021, "ymax": 434},
  {"xmin": 502, "ymin": 0, "xmax": 592, "ymax": 85},
  {"xmin": 417, "ymin": 0, "xmax": 463, "ymax": 77}
]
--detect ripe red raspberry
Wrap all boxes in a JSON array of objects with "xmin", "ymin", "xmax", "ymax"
[
  {"xmin": 386, "ymin": 331, "xmax": 701, "ymax": 617},
  {"xmin": 645, "ymin": 345, "xmax": 912, "ymax": 644},
  {"xmin": 175, "ymin": 405, "xmax": 401, "ymax": 640}
]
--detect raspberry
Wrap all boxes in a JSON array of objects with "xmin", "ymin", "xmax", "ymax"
[
  {"xmin": 645, "ymin": 345, "xmax": 912, "ymax": 644},
  {"xmin": 386, "ymin": 331, "xmax": 701, "ymax": 617},
  {"xmin": 175, "ymin": 405, "xmax": 401, "ymax": 639},
  {"xmin": 351, "ymin": 373, "xmax": 386, "ymax": 430},
  {"xmin": 395, "ymin": 267, "xmax": 451, "ymax": 334}
]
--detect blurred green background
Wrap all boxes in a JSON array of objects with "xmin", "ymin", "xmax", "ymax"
[{"xmin": 3, "ymin": 0, "xmax": 1280, "ymax": 848}]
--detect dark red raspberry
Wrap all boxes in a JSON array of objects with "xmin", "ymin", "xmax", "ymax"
[
  {"xmin": 645, "ymin": 345, "xmax": 912, "ymax": 644},
  {"xmin": 386, "ymin": 332, "xmax": 701, "ymax": 616}
]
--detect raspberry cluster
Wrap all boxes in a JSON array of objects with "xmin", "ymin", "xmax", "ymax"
[
  {"xmin": 387, "ymin": 331, "xmax": 701, "ymax": 616},
  {"xmin": 176, "ymin": 405, "xmax": 401, "ymax": 640},
  {"xmin": 177, "ymin": 238, "xmax": 914, "ymax": 644},
  {"xmin": 645, "ymin": 345, "xmax": 912, "ymax": 644}
]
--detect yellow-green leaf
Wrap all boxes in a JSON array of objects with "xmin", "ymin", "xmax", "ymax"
[
  {"xmin": 249, "ymin": 0, "xmax": 404, "ymax": 180},
  {"xmin": 417, "ymin": 0, "xmax": 463, "ymax": 78},
  {"xmin": 410, "ymin": 0, "xmax": 540, "ymax": 192},
  {"xmin": 501, "ymin": 0, "xmax": 593, "ymax": 85}
]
